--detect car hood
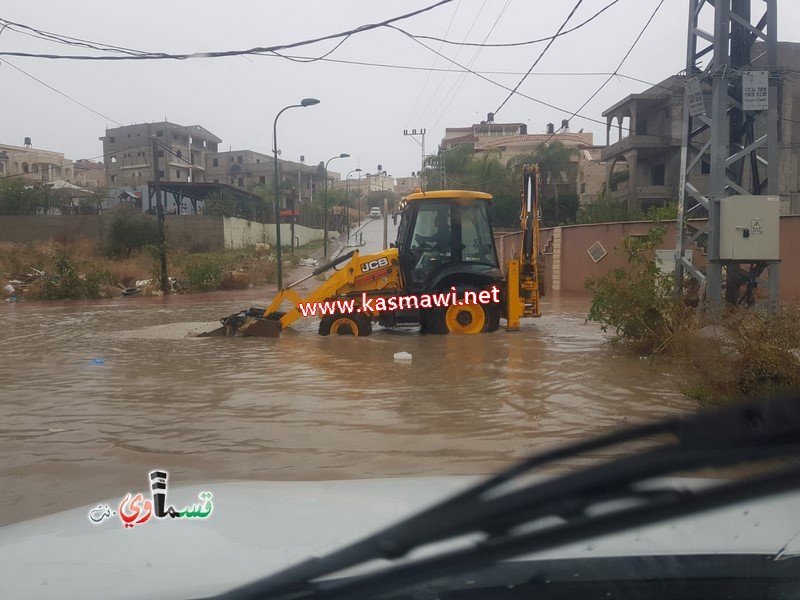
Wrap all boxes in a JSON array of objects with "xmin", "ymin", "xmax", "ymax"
[{"xmin": 1, "ymin": 476, "xmax": 799, "ymax": 600}]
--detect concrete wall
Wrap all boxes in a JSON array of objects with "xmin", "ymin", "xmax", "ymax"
[
  {"xmin": 0, "ymin": 215, "xmax": 109, "ymax": 242},
  {"xmin": 165, "ymin": 216, "xmax": 225, "ymax": 251},
  {"xmin": 0, "ymin": 215, "xmax": 327, "ymax": 251},
  {"xmin": 493, "ymin": 216, "xmax": 800, "ymax": 301},
  {"xmin": 263, "ymin": 222, "xmax": 332, "ymax": 247}
]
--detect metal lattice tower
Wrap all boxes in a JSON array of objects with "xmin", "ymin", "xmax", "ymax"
[{"xmin": 675, "ymin": 0, "xmax": 779, "ymax": 309}]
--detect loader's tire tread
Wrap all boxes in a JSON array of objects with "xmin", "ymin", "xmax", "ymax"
[
  {"xmin": 319, "ymin": 312, "xmax": 372, "ymax": 336},
  {"xmin": 424, "ymin": 285, "xmax": 498, "ymax": 335}
]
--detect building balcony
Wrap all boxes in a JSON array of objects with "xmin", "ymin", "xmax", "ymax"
[
  {"xmin": 600, "ymin": 134, "xmax": 680, "ymax": 161},
  {"xmin": 637, "ymin": 185, "xmax": 675, "ymax": 200}
]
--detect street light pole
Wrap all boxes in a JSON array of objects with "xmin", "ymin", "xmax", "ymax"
[
  {"xmin": 323, "ymin": 153, "xmax": 350, "ymax": 259},
  {"xmin": 273, "ymin": 97, "xmax": 319, "ymax": 289}
]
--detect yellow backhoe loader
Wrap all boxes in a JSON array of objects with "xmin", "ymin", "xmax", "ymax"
[{"xmin": 202, "ymin": 165, "xmax": 542, "ymax": 337}]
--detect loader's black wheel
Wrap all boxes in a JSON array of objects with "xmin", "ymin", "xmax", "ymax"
[
  {"xmin": 319, "ymin": 312, "xmax": 373, "ymax": 337},
  {"xmin": 425, "ymin": 286, "xmax": 499, "ymax": 335}
]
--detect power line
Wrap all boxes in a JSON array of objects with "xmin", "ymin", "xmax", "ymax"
[
  {"xmin": 0, "ymin": 58, "xmax": 123, "ymax": 125},
  {"xmin": 417, "ymin": 0, "xmax": 489, "ymax": 127},
  {"xmin": 492, "ymin": 0, "xmax": 584, "ymax": 118},
  {"xmin": 538, "ymin": 0, "xmax": 666, "ymax": 147},
  {"xmin": 0, "ymin": 1, "xmax": 455, "ymax": 61},
  {"xmin": 426, "ymin": 0, "xmax": 512, "ymax": 133},
  {"xmin": 402, "ymin": 0, "xmax": 622, "ymax": 48},
  {"xmin": 406, "ymin": 0, "xmax": 461, "ymax": 128}
]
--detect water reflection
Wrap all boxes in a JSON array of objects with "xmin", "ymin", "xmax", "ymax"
[{"xmin": 0, "ymin": 292, "xmax": 691, "ymax": 525}]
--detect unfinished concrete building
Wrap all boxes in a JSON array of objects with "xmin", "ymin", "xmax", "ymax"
[{"xmin": 99, "ymin": 121, "xmax": 221, "ymax": 187}]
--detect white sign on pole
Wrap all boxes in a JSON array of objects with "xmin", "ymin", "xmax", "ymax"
[
  {"xmin": 743, "ymin": 71, "xmax": 768, "ymax": 111},
  {"xmin": 687, "ymin": 79, "xmax": 705, "ymax": 117}
]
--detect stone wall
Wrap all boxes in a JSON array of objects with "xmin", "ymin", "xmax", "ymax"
[
  {"xmin": 494, "ymin": 216, "xmax": 800, "ymax": 301},
  {"xmin": 0, "ymin": 215, "xmax": 326, "ymax": 251}
]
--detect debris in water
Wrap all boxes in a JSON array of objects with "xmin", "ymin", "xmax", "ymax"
[
  {"xmin": 90, "ymin": 358, "xmax": 106, "ymax": 365},
  {"xmin": 394, "ymin": 351, "xmax": 412, "ymax": 362}
]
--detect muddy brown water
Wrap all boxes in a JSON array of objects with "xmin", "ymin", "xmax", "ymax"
[{"xmin": 0, "ymin": 289, "xmax": 694, "ymax": 526}]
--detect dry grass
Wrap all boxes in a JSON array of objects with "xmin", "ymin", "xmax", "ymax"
[
  {"xmin": 1, "ymin": 239, "xmax": 280, "ymax": 298},
  {"xmin": 673, "ymin": 304, "xmax": 800, "ymax": 404}
]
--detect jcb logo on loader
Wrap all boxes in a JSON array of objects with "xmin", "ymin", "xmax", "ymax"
[{"xmin": 360, "ymin": 257, "xmax": 389, "ymax": 273}]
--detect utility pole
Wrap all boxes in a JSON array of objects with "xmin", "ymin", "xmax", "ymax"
[
  {"xmin": 404, "ymin": 128, "xmax": 426, "ymax": 185},
  {"xmin": 292, "ymin": 169, "xmax": 300, "ymax": 254},
  {"xmin": 383, "ymin": 197, "xmax": 389, "ymax": 249},
  {"xmin": 676, "ymin": 0, "xmax": 779, "ymax": 310},
  {"xmin": 151, "ymin": 137, "xmax": 169, "ymax": 294}
]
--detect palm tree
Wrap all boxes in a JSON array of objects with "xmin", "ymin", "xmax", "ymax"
[{"xmin": 510, "ymin": 142, "xmax": 578, "ymax": 224}]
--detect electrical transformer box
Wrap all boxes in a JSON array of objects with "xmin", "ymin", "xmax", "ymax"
[{"xmin": 719, "ymin": 195, "xmax": 780, "ymax": 261}]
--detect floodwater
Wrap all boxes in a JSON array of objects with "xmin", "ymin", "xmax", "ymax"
[{"xmin": 0, "ymin": 219, "xmax": 695, "ymax": 526}]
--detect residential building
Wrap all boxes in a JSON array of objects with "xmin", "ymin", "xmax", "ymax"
[
  {"xmin": 395, "ymin": 175, "xmax": 422, "ymax": 196},
  {"xmin": 600, "ymin": 42, "xmax": 800, "ymax": 214},
  {"xmin": 73, "ymin": 159, "xmax": 106, "ymax": 187},
  {"xmin": 600, "ymin": 75, "xmax": 688, "ymax": 213},
  {"xmin": 441, "ymin": 118, "xmax": 594, "ymax": 197},
  {"xmin": 205, "ymin": 150, "xmax": 327, "ymax": 209},
  {"xmin": 576, "ymin": 147, "xmax": 608, "ymax": 205},
  {"xmin": 99, "ymin": 121, "xmax": 221, "ymax": 187},
  {"xmin": 0, "ymin": 139, "xmax": 74, "ymax": 183}
]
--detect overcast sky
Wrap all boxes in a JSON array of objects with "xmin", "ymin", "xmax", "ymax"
[{"xmin": 1, "ymin": 0, "xmax": 799, "ymax": 180}]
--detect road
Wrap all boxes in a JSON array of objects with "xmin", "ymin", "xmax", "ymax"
[{"xmin": 0, "ymin": 215, "xmax": 696, "ymax": 527}]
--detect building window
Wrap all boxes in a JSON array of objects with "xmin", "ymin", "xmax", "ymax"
[
  {"xmin": 173, "ymin": 134, "xmax": 178, "ymax": 140},
  {"xmin": 701, "ymin": 160, "xmax": 710, "ymax": 174},
  {"xmin": 22, "ymin": 162, "xmax": 29, "ymax": 173},
  {"xmin": 108, "ymin": 136, "xmax": 116, "ymax": 143},
  {"xmin": 159, "ymin": 170, "xmax": 165, "ymax": 178},
  {"xmin": 176, "ymin": 150, "xmax": 182, "ymax": 159},
  {"xmin": 237, "ymin": 156, "xmax": 243, "ymax": 164},
  {"xmin": 259, "ymin": 176, "xmax": 266, "ymax": 184},
  {"xmin": 651, "ymin": 164, "xmax": 666, "ymax": 186},
  {"xmin": 580, "ymin": 182, "xmax": 586, "ymax": 194},
  {"xmin": 176, "ymin": 170, "xmax": 181, "ymax": 179},
  {"xmin": 256, "ymin": 159, "xmax": 260, "ymax": 164},
  {"xmin": 212, "ymin": 158, "xmax": 219, "ymax": 167},
  {"xmin": 156, "ymin": 130, "xmax": 163, "ymax": 137},
  {"xmin": 238, "ymin": 178, "xmax": 244, "ymax": 187},
  {"xmin": 111, "ymin": 175, "xmax": 117, "ymax": 182},
  {"xmin": 158, "ymin": 150, "xmax": 164, "ymax": 158}
]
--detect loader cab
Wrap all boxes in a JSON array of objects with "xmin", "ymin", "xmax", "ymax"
[{"xmin": 396, "ymin": 191, "xmax": 501, "ymax": 293}]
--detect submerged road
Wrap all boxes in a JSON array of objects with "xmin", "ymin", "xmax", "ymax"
[{"xmin": 0, "ymin": 215, "xmax": 694, "ymax": 526}]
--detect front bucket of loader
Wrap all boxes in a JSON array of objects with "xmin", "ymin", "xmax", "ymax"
[{"xmin": 197, "ymin": 308, "xmax": 283, "ymax": 338}]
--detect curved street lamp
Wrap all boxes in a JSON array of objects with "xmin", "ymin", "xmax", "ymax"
[
  {"xmin": 273, "ymin": 97, "xmax": 319, "ymax": 289},
  {"xmin": 345, "ymin": 168, "xmax": 362, "ymax": 243},
  {"xmin": 323, "ymin": 153, "xmax": 350, "ymax": 258}
]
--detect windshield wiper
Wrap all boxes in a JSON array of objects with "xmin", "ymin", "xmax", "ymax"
[{"xmin": 212, "ymin": 394, "xmax": 800, "ymax": 600}]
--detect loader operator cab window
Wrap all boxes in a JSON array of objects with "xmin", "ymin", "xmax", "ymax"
[
  {"xmin": 410, "ymin": 203, "xmax": 453, "ymax": 286},
  {"xmin": 460, "ymin": 203, "xmax": 499, "ymax": 266}
]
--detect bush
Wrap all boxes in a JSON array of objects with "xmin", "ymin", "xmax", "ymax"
[
  {"xmin": 36, "ymin": 251, "xmax": 106, "ymax": 300},
  {"xmin": 108, "ymin": 207, "xmax": 160, "ymax": 258},
  {"xmin": 585, "ymin": 223, "xmax": 695, "ymax": 355},
  {"xmin": 181, "ymin": 257, "xmax": 223, "ymax": 292},
  {"xmin": 680, "ymin": 306, "xmax": 800, "ymax": 403}
]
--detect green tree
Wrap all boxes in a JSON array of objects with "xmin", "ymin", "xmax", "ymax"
[
  {"xmin": 107, "ymin": 205, "xmax": 160, "ymax": 258},
  {"xmin": 0, "ymin": 178, "xmax": 47, "ymax": 215},
  {"xmin": 530, "ymin": 142, "xmax": 578, "ymax": 225}
]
